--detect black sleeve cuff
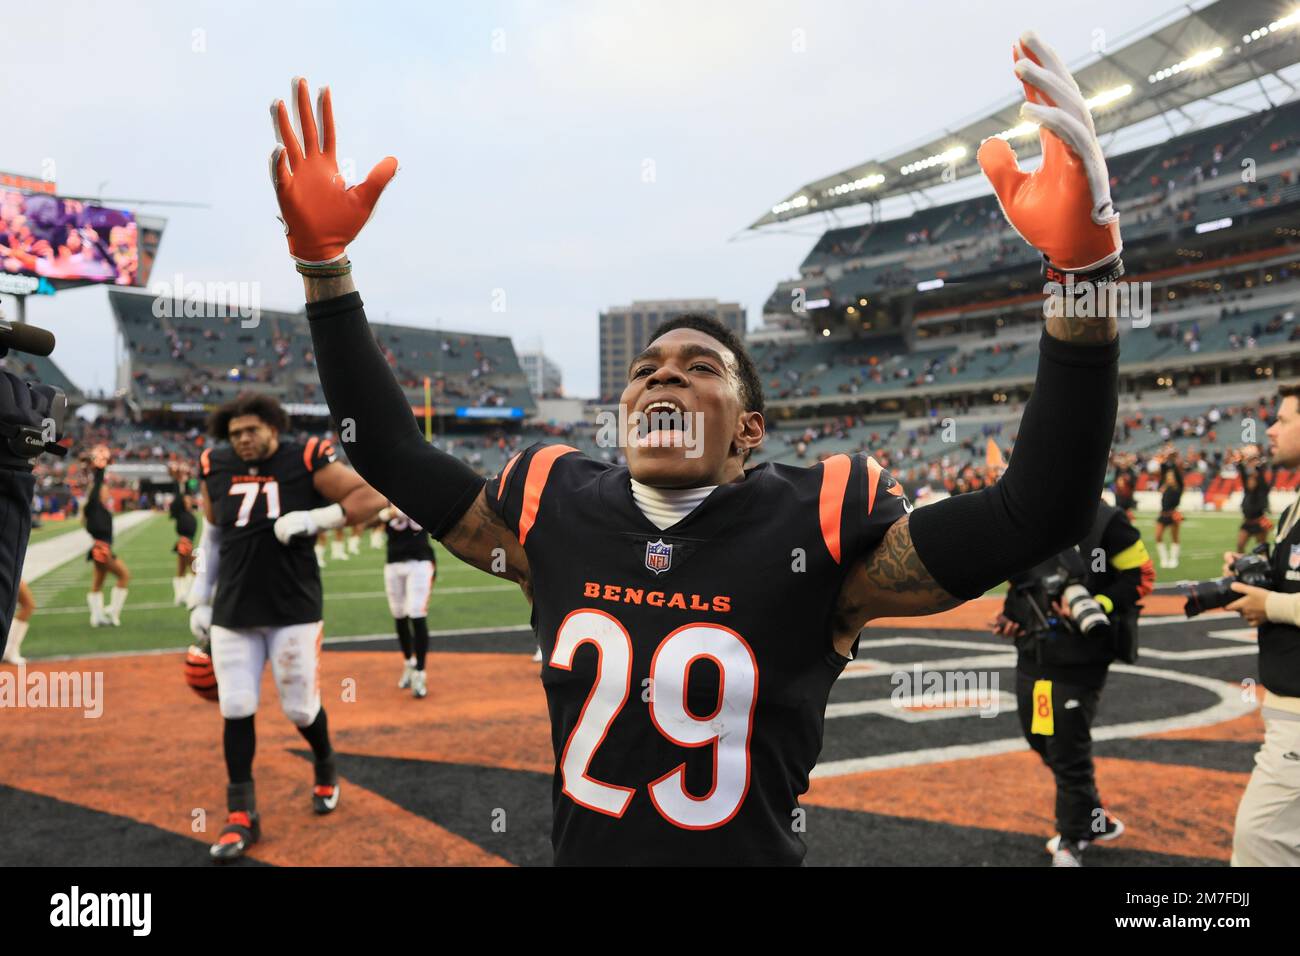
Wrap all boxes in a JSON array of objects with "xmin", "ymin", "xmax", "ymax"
[{"xmin": 305, "ymin": 291, "xmax": 364, "ymax": 322}]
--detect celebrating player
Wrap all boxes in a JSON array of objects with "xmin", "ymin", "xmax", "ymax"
[
  {"xmin": 269, "ymin": 30, "xmax": 1123, "ymax": 864},
  {"xmin": 187, "ymin": 393, "xmax": 386, "ymax": 862},
  {"xmin": 83, "ymin": 445, "xmax": 129, "ymax": 627},
  {"xmin": 379, "ymin": 506, "xmax": 436, "ymax": 699}
]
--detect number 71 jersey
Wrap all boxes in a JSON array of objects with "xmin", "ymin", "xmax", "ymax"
[
  {"xmin": 200, "ymin": 437, "xmax": 338, "ymax": 628},
  {"xmin": 487, "ymin": 442, "xmax": 912, "ymax": 865}
]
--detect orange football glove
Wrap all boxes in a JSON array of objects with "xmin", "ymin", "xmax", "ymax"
[
  {"xmin": 269, "ymin": 78, "xmax": 399, "ymax": 264},
  {"xmin": 977, "ymin": 31, "xmax": 1121, "ymax": 273}
]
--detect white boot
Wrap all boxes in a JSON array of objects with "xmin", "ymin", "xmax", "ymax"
[
  {"xmin": 347, "ymin": 534, "xmax": 360, "ymax": 555},
  {"xmin": 1170, "ymin": 543, "xmax": 1180, "ymax": 569},
  {"xmin": 315, "ymin": 543, "xmax": 327, "ymax": 568},
  {"xmin": 172, "ymin": 576, "xmax": 190, "ymax": 606},
  {"xmin": 107, "ymin": 586, "xmax": 128, "ymax": 626},
  {"xmin": 3, "ymin": 618, "xmax": 29, "ymax": 664},
  {"xmin": 87, "ymin": 591, "xmax": 106, "ymax": 627},
  {"xmin": 370, "ymin": 528, "xmax": 384, "ymax": 550},
  {"xmin": 1157, "ymin": 542, "xmax": 1170, "ymax": 568},
  {"xmin": 331, "ymin": 539, "xmax": 348, "ymax": 561}
]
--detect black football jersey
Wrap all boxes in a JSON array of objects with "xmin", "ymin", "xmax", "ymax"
[
  {"xmin": 486, "ymin": 442, "xmax": 911, "ymax": 865},
  {"xmin": 201, "ymin": 437, "xmax": 338, "ymax": 627},
  {"xmin": 385, "ymin": 511, "xmax": 436, "ymax": 564}
]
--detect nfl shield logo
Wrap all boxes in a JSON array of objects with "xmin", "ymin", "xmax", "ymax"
[
  {"xmin": 1289, "ymin": 545, "xmax": 1300, "ymax": 570},
  {"xmin": 645, "ymin": 539, "xmax": 672, "ymax": 575}
]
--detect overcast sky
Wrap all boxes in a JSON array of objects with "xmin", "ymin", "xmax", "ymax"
[{"xmin": 4, "ymin": 0, "xmax": 1180, "ymax": 397}]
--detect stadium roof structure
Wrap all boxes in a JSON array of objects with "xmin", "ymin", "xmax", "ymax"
[{"xmin": 750, "ymin": 0, "xmax": 1300, "ymax": 229}]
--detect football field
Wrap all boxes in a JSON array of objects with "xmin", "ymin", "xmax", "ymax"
[
  {"xmin": 0, "ymin": 508, "xmax": 1269, "ymax": 866},
  {"xmin": 17, "ymin": 508, "xmax": 1257, "ymax": 661}
]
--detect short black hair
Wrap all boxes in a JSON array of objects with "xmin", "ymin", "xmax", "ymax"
[
  {"xmin": 1279, "ymin": 384, "xmax": 1300, "ymax": 403},
  {"xmin": 208, "ymin": 392, "xmax": 290, "ymax": 439},
  {"xmin": 645, "ymin": 313, "xmax": 764, "ymax": 420}
]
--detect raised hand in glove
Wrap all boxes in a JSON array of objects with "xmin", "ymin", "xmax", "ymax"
[
  {"xmin": 269, "ymin": 78, "xmax": 398, "ymax": 264},
  {"xmin": 978, "ymin": 30, "xmax": 1121, "ymax": 273}
]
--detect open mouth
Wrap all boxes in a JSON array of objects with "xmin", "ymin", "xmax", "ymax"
[{"xmin": 636, "ymin": 399, "xmax": 691, "ymax": 447}]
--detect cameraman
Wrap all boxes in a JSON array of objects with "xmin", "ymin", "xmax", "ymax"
[
  {"xmin": 0, "ymin": 367, "xmax": 67, "ymax": 655},
  {"xmin": 1223, "ymin": 385, "xmax": 1300, "ymax": 866},
  {"xmin": 993, "ymin": 496, "xmax": 1154, "ymax": 866}
]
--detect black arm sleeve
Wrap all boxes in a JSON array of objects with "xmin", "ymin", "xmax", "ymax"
[
  {"xmin": 304, "ymin": 291, "xmax": 486, "ymax": 538},
  {"xmin": 909, "ymin": 330, "xmax": 1119, "ymax": 600}
]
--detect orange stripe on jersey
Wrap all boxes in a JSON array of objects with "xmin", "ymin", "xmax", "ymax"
[
  {"xmin": 498, "ymin": 453, "xmax": 522, "ymax": 501},
  {"xmin": 303, "ymin": 436, "xmax": 320, "ymax": 472},
  {"xmin": 200, "ymin": 448, "xmax": 212, "ymax": 476},
  {"xmin": 518, "ymin": 445, "xmax": 578, "ymax": 545},
  {"xmin": 864, "ymin": 456, "xmax": 884, "ymax": 514},
  {"xmin": 818, "ymin": 454, "xmax": 851, "ymax": 564}
]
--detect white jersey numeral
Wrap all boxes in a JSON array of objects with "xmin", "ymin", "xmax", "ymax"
[
  {"xmin": 549, "ymin": 612, "xmax": 757, "ymax": 829},
  {"xmin": 229, "ymin": 480, "xmax": 281, "ymax": 527}
]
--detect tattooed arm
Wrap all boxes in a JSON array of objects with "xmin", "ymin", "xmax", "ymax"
[{"xmin": 831, "ymin": 515, "xmax": 960, "ymax": 656}]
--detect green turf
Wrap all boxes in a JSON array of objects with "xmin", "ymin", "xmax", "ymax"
[
  {"xmin": 20, "ymin": 516, "xmax": 531, "ymax": 659},
  {"xmin": 17, "ymin": 509, "xmax": 1263, "ymax": 659},
  {"xmin": 28, "ymin": 519, "xmax": 87, "ymax": 545}
]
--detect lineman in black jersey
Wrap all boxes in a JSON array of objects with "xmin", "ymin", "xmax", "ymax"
[
  {"xmin": 380, "ymin": 506, "xmax": 436, "ymax": 698},
  {"xmin": 188, "ymin": 394, "xmax": 386, "ymax": 862},
  {"xmin": 169, "ymin": 462, "xmax": 200, "ymax": 605},
  {"xmin": 82, "ymin": 445, "xmax": 130, "ymax": 627},
  {"xmin": 1154, "ymin": 449, "xmax": 1184, "ymax": 569},
  {"xmin": 1237, "ymin": 448, "xmax": 1273, "ymax": 553}
]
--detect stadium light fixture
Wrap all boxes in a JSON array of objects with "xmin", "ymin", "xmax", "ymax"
[
  {"xmin": 916, "ymin": 278, "xmax": 946, "ymax": 292},
  {"xmin": 771, "ymin": 195, "xmax": 810, "ymax": 215},
  {"xmin": 993, "ymin": 84, "xmax": 1132, "ymax": 140},
  {"xmin": 1242, "ymin": 9, "xmax": 1300, "ymax": 43},
  {"xmin": 900, "ymin": 147, "xmax": 966, "ymax": 176},
  {"xmin": 823, "ymin": 174, "xmax": 885, "ymax": 199},
  {"xmin": 1147, "ymin": 47, "xmax": 1222, "ymax": 85},
  {"xmin": 1195, "ymin": 216, "xmax": 1233, "ymax": 234}
]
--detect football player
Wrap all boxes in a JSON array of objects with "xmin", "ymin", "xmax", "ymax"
[
  {"xmin": 83, "ymin": 445, "xmax": 129, "ymax": 627},
  {"xmin": 379, "ymin": 506, "xmax": 436, "ymax": 698},
  {"xmin": 269, "ymin": 31, "xmax": 1123, "ymax": 864},
  {"xmin": 187, "ymin": 393, "xmax": 386, "ymax": 862}
]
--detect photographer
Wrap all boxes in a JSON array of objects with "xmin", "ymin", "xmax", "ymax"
[
  {"xmin": 993, "ymin": 497, "xmax": 1154, "ymax": 866},
  {"xmin": 0, "ymin": 385, "xmax": 67, "ymax": 655},
  {"xmin": 1223, "ymin": 385, "xmax": 1300, "ymax": 866}
]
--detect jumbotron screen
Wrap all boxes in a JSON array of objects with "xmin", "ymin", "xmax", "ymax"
[{"xmin": 0, "ymin": 186, "xmax": 139, "ymax": 286}]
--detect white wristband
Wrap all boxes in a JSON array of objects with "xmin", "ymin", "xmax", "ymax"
[{"xmin": 309, "ymin": 503, "xmax": 347, "ymax": 533}]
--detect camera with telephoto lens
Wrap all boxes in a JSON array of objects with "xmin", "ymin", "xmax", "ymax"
[
  {"xmin": 1011, "ymin": 569, "xmax": 1111, "ymax": 637},
  {"xmin": 1182, "ymin": 549, "xmax": 1272, "ymax": 618}
]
